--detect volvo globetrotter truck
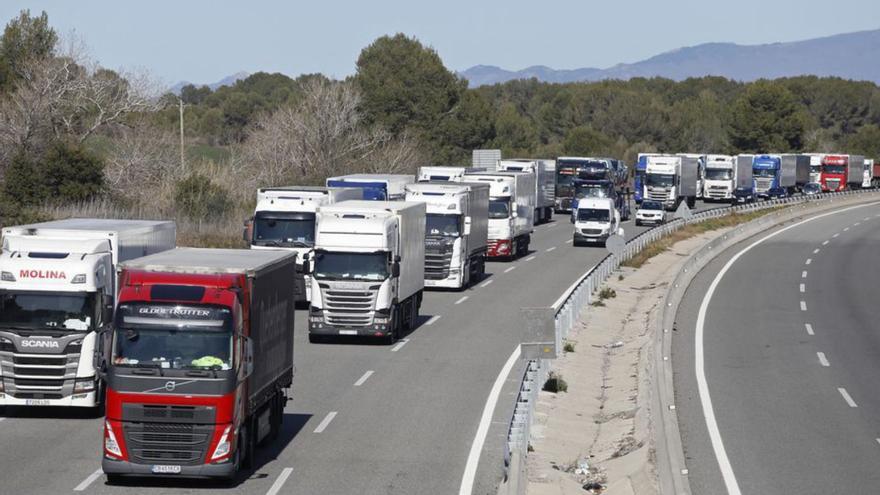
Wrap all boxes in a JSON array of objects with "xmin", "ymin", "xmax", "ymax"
[
  {"xmin": 306, "ymin": 201, "xmax": 425, "ymax": 344},
  {"xmin": 325, "ymin": 174, "xmax": 414, "ymax": 200},
  {"xmin": 752, "ymin": 154, "xmax": 810, "ymax": 198},
  {"xmin": 497, "ymin": 159, "xmax": 556, "ymax": 224},
  {"xmin": 102, "ymin": 248, "xmax": 296, "ymax": 481},
  {"xmin": 643, "ymin": 155, "xmax": 698, "ymax": 210},
  {"xmin": 703, "ymin": 155, "xmax": 736, "ymax": 202},
  {"xmin": 0, "ymin": 219, "xmax": 175, "ymax": 408},
  {"xmin": 246, "ymin": 186, "xmax": 362, "ymax": 303},
  {"xmin": 405, "ymin": 182, "xmax": 489, "ymax": 289},
  {"xmin": 464, "ymin": 171, "xmax": 536, "ymax": 259},
  {"xmin": 821, "ymin": 154, "xmax": 865, "ymax": 192}
]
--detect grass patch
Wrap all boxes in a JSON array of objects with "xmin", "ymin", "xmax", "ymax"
[
  {"xmin": 590, "ymin": 300, "xmax": 605, "ymax": 307},
  {"xmin": 598, "ymin": 287, "xmax": 617, "ymax": 300},
  {"xmin": 563, "ymin": 341, "xmax": 576, "ymax": 353},
  {"xmin": 543, "ymin": 372, "xmax": 568, "ymax": 393},
  {"xmin": 622, "ymin": 207, "xmax": 784, "ymax": 268}
]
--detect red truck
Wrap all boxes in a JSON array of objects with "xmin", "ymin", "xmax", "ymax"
[
  {"xmin": 820, "ymin": 154, "xmax": 864, "ymax": 192},
  {"xmin": 100, "ymin": 248, "xmax": 296, "ymax": 481}
]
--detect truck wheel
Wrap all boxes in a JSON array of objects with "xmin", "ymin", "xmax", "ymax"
[
  {"xmin": 269, "ymin": 392, "xmax": 283, "ymax": 440},
  {"xmin": 241, "ymin": 421, "xmax": 256, "ymax": 470}
]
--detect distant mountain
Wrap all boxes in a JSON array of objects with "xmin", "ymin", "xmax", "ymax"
[
  {"xmin": 460, "ymin": 29, "xmax": 880, "ymax": 87},
  {"xmin": 169, "ymin": 71, "xmax": 250, "ymax": 94}
]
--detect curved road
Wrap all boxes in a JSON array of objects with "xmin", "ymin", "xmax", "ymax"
[
  {"xmin": 673, "ymin": 201, "xmax": 880, "ymax": 494},
  {"xmin": 0, "ymin": 201, "xmax": 715, "ymax": 495}
]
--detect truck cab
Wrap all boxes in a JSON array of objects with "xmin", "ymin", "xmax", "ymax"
[
  {"xmin": 572, "ymin": 198, "xmax": 621, "ymax": 247},
  {"xmin": 417, "ymin": 166, "xmax": 467, "ymax": 183},
  {"xmin": 463, "ymin": 172, "xmax": 536, "ymax": 259},
  {"xmin": 703, "ymin": 155, "xmax": 735, "ymax": 201},
  {"xmin": 752, "ymin": 155, "xmax": 782, "ymax": 198},
  {"xmin": 644, "ymin": 155, "xmax": 697, "ymax": 210}
]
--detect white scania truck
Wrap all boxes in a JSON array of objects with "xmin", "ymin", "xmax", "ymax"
[
  {"xmin": 405, "ymin": 182, "xmax": 489, "ymax": 289},
  {"xmin": 306, "ymin": 201, "xmax": 425, "ymax": 344},
  {"xmin": 464, "ymin": 171, "xmax": 536, "ymax": 259},
  {"xmin": 0, "ymin": 219, "xmax": 175, "ymax": 408},
  {"xmin": 246, "ymin": 186, "xmax": 362, "ymax": 303},
  {"xmin": 644, "ymin": 155, "xmax": 698, "ymax": 210}
]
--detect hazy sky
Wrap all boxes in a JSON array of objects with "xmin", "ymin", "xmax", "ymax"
[{"xmin": 3, "ymin": 1, "xmax": 879, "ymax": 86}]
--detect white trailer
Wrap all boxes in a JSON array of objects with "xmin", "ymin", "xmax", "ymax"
[
  {"xmin": 307, "ymin": 201, "xmax": 425, "ymax": 343},
  {"xmin": 405, "ymin": 182, "xmax": 489, "ymax": 289},
  {"xmin": 497, "ymin": 159, "xmax": 556, "ymax": 224},
  {"xmin": 325, "ymin": 174, "xmax": 414, "ymax": 200},
  {"xmin": 247, "ymin": 186, "xmax": 363, "ymax": 303},
  {"xmin": 0, "ymin": 219, "xmax": 175, "ymax": 408},
  {"xmin": 464, "ymin": 171, "xmax": 535, "ymax": 259}
]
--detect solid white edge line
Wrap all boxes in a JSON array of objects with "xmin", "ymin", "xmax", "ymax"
[
  {"xmin": 800, "ymin": 301, "xmax": 807, "ymax": 311},
  {"xmin": 817, "ymin": 352, "xmax": 829, "ymax": 367},
  {"xmin": 458, "ymin": 345, "xmax": 521, "ymax": 495},
  {"xmin": 74, "ymin": 469, "xmax": 103, "ymax": 492},
  {"xmin": 354, "ymin": 370, "xmax": 374, "ymax": 387},
  {"xmin": 504, "ymin": 266, "xmax": 516, "ymax": 273},
  {"xmin": 838, "ymin": 388, "xmax": 858, "ymax": 408},
  {"xmin": 455, "ymin": 296, "xmax": 469, "ymax": 305},
  {"xmin": 390, "ymin": 339, "xmax": 409, "ymax": 352},
  {"xmin": 805, "ymin": 323, "xmax": 814, "ymax": 335},
  {"xmin": 800, "ymin": 283, "xmax": 805, "ymax": 293},
  {"xmin": 805, "ymin": 258, "xmax": 811, "ymax": 265},
  {"xmin": 480, "ymin": 279, "xmax": 494, "ymax": 288},
  {"xmin": 425, "ymin": 315, "xmax": 441, "ymax": 326},
  {"xmin": 266, "ymin": 467, "xmax": 294, "ymax": 495},
  {"xmin": 694, "ymin": 201, "xmax": 876, "ymax": 495},
  {"xmin": 313, "ymin": 411, "xmax": 337, "ymax": 433}
]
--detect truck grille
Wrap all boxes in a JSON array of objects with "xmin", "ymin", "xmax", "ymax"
[
  {"xmin": 647, "ymin": 188, "xmax": 669, "ymax": 202},
  {"xmin": 322, "ymin": 287, "xmax": 378, "ymax": 327},
  {"xmin": 0, "ymin": 350, "xmax": 79, "ymax": 396},
  {"xmin": 707, "ymin": 188, "xmax": 730, "ymax": 199},
  {"xmin": 124, "ymin": 423, "xmax": 213, "ymax": 466},
  {"xmin": 424, "ymin": 241, "xmax": 453, "ymax": 280},
  {"xmin": 826, "ymin": 179, "xmax": 840, "ymax": 190},
  {"xmin": 755, "ymin": 178, "xmax": 772, "ymax": 191}
]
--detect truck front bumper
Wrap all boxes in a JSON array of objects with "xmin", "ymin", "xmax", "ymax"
[
  {"xmin": 309, "ymin": 320, "xmax": 391, "ymax": 338},
  {"xmin": 0, "ymin": 390, "xmax": 98, "ymax": 407},
  {"xmin": 425, "ymin": 271, "xmax": 464, "ymax": 289},
  {"xmin": 102, "ymin": 457, "xmax": 235, "ymax": 479}
]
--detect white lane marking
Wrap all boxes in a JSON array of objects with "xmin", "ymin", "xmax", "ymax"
[
  {"xmin": 353, "ymin": 370, "xmax": 374, "ymax": 387},
  {"xmin": 425, "ymin": 315, "xmax": 441, "ymax": 326},
  {"xmin": 313, "ymin": 411, "xmax": 337, "ymax": 433},
  {"xmin": 805, "ymin": 323, "xmax": 814, "ymax": 335},
  {"xmin": 844, "ymin": 227, "xmax": 850, "ymax": 232},
  {"xmin": 813, "ymin": 248, "xmax": 820, "ymax": 254},
  {"xmin": 693, "ymin": 201, "xmax": 878, "ymax": 495},
  {"xmin": 504, "ymin": 266, "xmax": 516, "ymax": 273},
  {"xmin": 526, "ymin": 255, "xmax": 536, "ymax": 261},
  {"xmin": 817, "ymin": 352, "xmax": 829, "ymax": 367},
  {"xmin": 832, "ymin": 233, "xmax": 840, "ymax": 238},
  {"xmin": 800, "ymin": 283, "xmax": 805, "ymax": 293},
  {"xmin": 74, "ymin": 469, "xmax": 103, "ymax": 492},
  {"xmin": 0, "ymin": 417, "xmax": 5, "ymax": 422},
  {"xmin": 864, "ymin": 217, "xmax": 871, "ymax": 221},
  {"xmin": 546, "ymin": 246, "xmax": 557, "ymax": 252},
  {"xmin": 800, "ymin": 301, "xmax": 807, "ymax": 311},
  {"xmin": 266, "ymin": 467, "xmax": 294, "ymax": 495},
  {"xmin": 455, "ymin": 296, "xmax": 469, "ymax": 305},
  {"xmin": 458, "ymin": 345, "xmax": 521, "ymax": 495},
  {"xmin": 855, "ymin": 222, "xmax": 861, "ymax": 226},
  {"xmin": 390, "ymin": 339, "xmax": 409, "ymax": 352},
  {"xmin": 565, "ymin": 239, "xmax": 573, "ymax": 244},
  {"xmin": 802, "ymin": 271, "xmax": 808, "ymax": 278},
  {"xmin": 480, "ymin": 279, "xmax": 494, "ymax": 288},
  {"xmin": 822, "ymin": 240, "xmax": 829, "ymax": 245},
  {"xmin": 805, "ymin": 258, "xmax": 811, "ymax": 265},
  {"xmin": 839, "ymin": 388, "xmax": 858, "ymax": 408}
]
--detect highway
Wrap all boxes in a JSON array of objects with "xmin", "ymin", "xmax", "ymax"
[
  {"xmin": 673, "ymin": 200, "xmax": 880, "ymax": 494},
  {"xmin": 0, "ymin": 201, "xmax": 714, "ymax": 495}
]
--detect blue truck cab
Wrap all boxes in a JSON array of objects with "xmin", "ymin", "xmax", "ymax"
[
  {"xmin": 752, "ymin": 155, "xmax": 783, "ymax": 198},
  {"xmin": 325, "ymin": 174, "xmax": 415, "ymax": 201},
  {"xmin": 634, "ymin": 155, "xmax": 649, "ymax": 203}
]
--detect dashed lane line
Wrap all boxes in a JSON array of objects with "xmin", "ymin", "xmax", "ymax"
[
  {"xmin": 455, "ymin": 296, "xmax": 469, "ymax": 305},
  {"xmin": 504, "ymin": 266, "xmax": 516, "ymax": 273},
  {"xmin": 805, "ymin": 323, "xmax": 814, "ymax": 335},
  {"xmin": 480, "ymin": 279, "xmax": 494, "ymax": 288},
  {"xmin": 822, "ymin": 240, "xmax": 829, "ymax": 246},
  {"xmin": 800, "ymin": 301, "xmax": 807, "ymax": 311},
  {"xmin": 817, "ymin": 353, "xmax": 829, "ymax": 367},
  {"xmin": 266, "ymin": 467, "xmax": 294, "ymax": 495},
  {"xmin": 546, "ymin": 246, "xmax": 557, "ymax": 252},
  {"xmin": 353, "ymin": 370, "xmax": 374, "ymax": 387},
  {"xmin": 526, "ymin": 256, "xmax": 536, "ymax": 261},
  {"xmin": 802, "ymin": 271, "xmax": 808, "ymax": 278},
  {"xmin": 73, "ymin": 469, "xmax": 103, "ymax": 492},
  {"xmin": 565, "ymin": 239, "xmax": 573, "ymax": 244},
  {"xmin": 390, "ymin": 339, "xmax": 409, "ymax": 352},
  {"xmin": 844, "ymin": 227, "xmax": 850, "ymax": 232},
  {"xmin": 813, "ymin": 248, "xmax": 820, "ymax": 254},
  {"xmin": 800, "ymin": 283, "xmax": 805, "ymax": 293},
  {"xmin": 805, "ymin": 258, "xmax": 812, "ymax": 265},
  {"xmin": 313, "ymin": 412, "xmax": 337, "ymax": 433},
  {"xmin": 424, "ymin": 315, "xmax": 441, "ymax": 326},
  {"xmin": 832, "ymin": 233, "xmax": 840, "ymax": 238},
  {"xmin": 838, "ymin": 388, "xmax": 858, "ymax": 408}
]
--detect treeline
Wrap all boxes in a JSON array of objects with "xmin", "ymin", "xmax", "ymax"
[{"xmin": 1, "ymin": 10, "xmax": 879, "ymax": 244}]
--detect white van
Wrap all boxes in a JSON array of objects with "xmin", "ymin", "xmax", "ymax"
[{"xmin": 572, "ymin": 197, "xmax": 621, "ymax": 246}]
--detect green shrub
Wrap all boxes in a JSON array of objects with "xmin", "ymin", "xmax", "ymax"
[
  {"xmin": 173, "ymin": 173, "xmax": 233, "ymax": 220},
  {"xmin": 598, "ymin": 287, "xmax": 617, "ymax": 300},
  {"xmin": 543, "ymin": 372, "xmax": 568, "ymax": 393},
  {"xmin": 4, "ymin": 141, "xmax": 104, "ymax": 207}
]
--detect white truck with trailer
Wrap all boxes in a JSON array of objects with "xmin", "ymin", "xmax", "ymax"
[
  {"xmin": 497, "ymin": 159, "xmax": 556, "ymax": 224},
  {"xmin": 246, "ymin": 186, "xmax": 362, "ymax": 303},
  {"xmin": 325, "ymin": 174, "xmax": 414, "ymax": 201},
  {"xmin": 572, "ymin": 197, "xmax": 622, "ymax": 247},
  {"xmin": 464, "ymin": 171, "xmax": 536, "ymax": 259},
  {"xmin": 405, "ymin": 182, "xmax": 489, "ymax": 289},
  {"xmin": 643, "ymin": 155, "xmax": 698, "ymax": 210},
  {"xmin": 0, "ymin": 219, "xmax": 175, "ymax": 408},
  {"xmin": 305, "ymin": 201, "xmax": 425, "ymax": 344}
]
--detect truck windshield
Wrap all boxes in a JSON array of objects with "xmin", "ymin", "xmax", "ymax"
[
  {"xmin": 646, "ymin": 174, "xmax": 674, "ymax": 187},
  {"xmin": 705, "ymin": 169, "xmax": 732, "ymax": 180},
  {"xmin": 112, "ymin": 304, "xmax": 233, "ymax": 370},
  {"xmin": 574, "ymin": 184, "xmax": 610, "ymax": 199},
  {"xmin": 822, "ymin": 165, "xmax": 845, "ymax": 174},
  {"xmin": 488, "ymin": 198, "xmax": 510, "ymax": 219},
  {"xmin": 426, "ymin": 214, "xmax": 461, "ymax": 237},
  {"xmin": 753, "ymin": 169, "xmax": 776, "ymax": 178},
  {"xmin": 314, "ymin": 251, "xmax": 389, "ymax": 281},
  {"xmin": 577, "ymin": 208, "xmax": 610, "ymax": 222},
  {"xmin": 556, "ymin": 171, "xmax": 576, "ymax": 188},
  {"xmin": 253, "ymin": 212, "xmax": 315, "ymax": 248},
  {"xmin": 0, "ymin": 291, "xmax": 96, "ymax": 332}
]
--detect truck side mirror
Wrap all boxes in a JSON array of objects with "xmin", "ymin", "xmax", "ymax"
[
  {"xmin": 464, "ymin": 216, "xmax": 472, "ymax": 236},
  {"xmin": 511, "ymin": 202, "xmax": 518, "ymax": 218},
  {"xmin": 301, "ymin": 253, "xmax": 312, "ymax": 275},
  {"xmin": 244, "ymin": 338, "xmax": 254, "ymax": 379},
  {"xmin": 242, "ymin": 218, "xmax": 253, "ymax": 243},
  {"xmin": 391, "ymin": 262, "xmax": 401, "ymax": 278},
  {"xmin": 102, "ymin": 295, "xmax": 114, "ymax": 326}
]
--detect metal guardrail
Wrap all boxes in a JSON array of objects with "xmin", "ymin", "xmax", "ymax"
[{"xmin": 499, "ymin": 188, "xmax": 875, "ymax": 495}]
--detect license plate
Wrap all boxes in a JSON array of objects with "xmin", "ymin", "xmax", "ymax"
[
  {"xmin": 25, "ymin": 399, "xmax": 50, "ymax": 406},
  {"xmin": 151, "ymin": 465, "xmax": 182, "ymax": 474},
  {"xmin": 339, "ymin": 330, "xmax": 358, "ymax": 335},
  {"xmin": 586, "ymin": 238, "xmax": 599, "ymax": 243}
]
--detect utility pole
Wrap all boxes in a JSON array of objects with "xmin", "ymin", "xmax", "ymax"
[{"xmin": 178, "ymin": 97, "xmax": 185, "ymax": 172}]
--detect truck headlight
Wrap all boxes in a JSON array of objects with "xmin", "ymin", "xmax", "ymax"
[
  {"xmin": 104, "ymin": 421, "xmax": 123, "ymax": 458},
  {"xmin": 74, "ymin": 377, "xmax": 96, "ymax": 393},
  {"xmin": 210, "ymin": 425, "xmax": 232, "ymax": 461}
]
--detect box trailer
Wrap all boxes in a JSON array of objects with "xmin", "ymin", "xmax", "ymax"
[{"xmin": 325, "ymin": 174, "xmax": 414, "ymax": 200}]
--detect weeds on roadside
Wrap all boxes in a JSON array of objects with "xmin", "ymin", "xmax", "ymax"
[{"xmin": 543, "ymin": 372, "xmax": 568, "ymax": 393}]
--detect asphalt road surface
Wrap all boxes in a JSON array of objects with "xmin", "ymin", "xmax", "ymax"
[
  {"xmin": 673, "ymin": 201, "xmax": 880, "ymax": 494},
  {"xmin": 0, "ymin": 200, "xmax": 717, "ymax": 495}
]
